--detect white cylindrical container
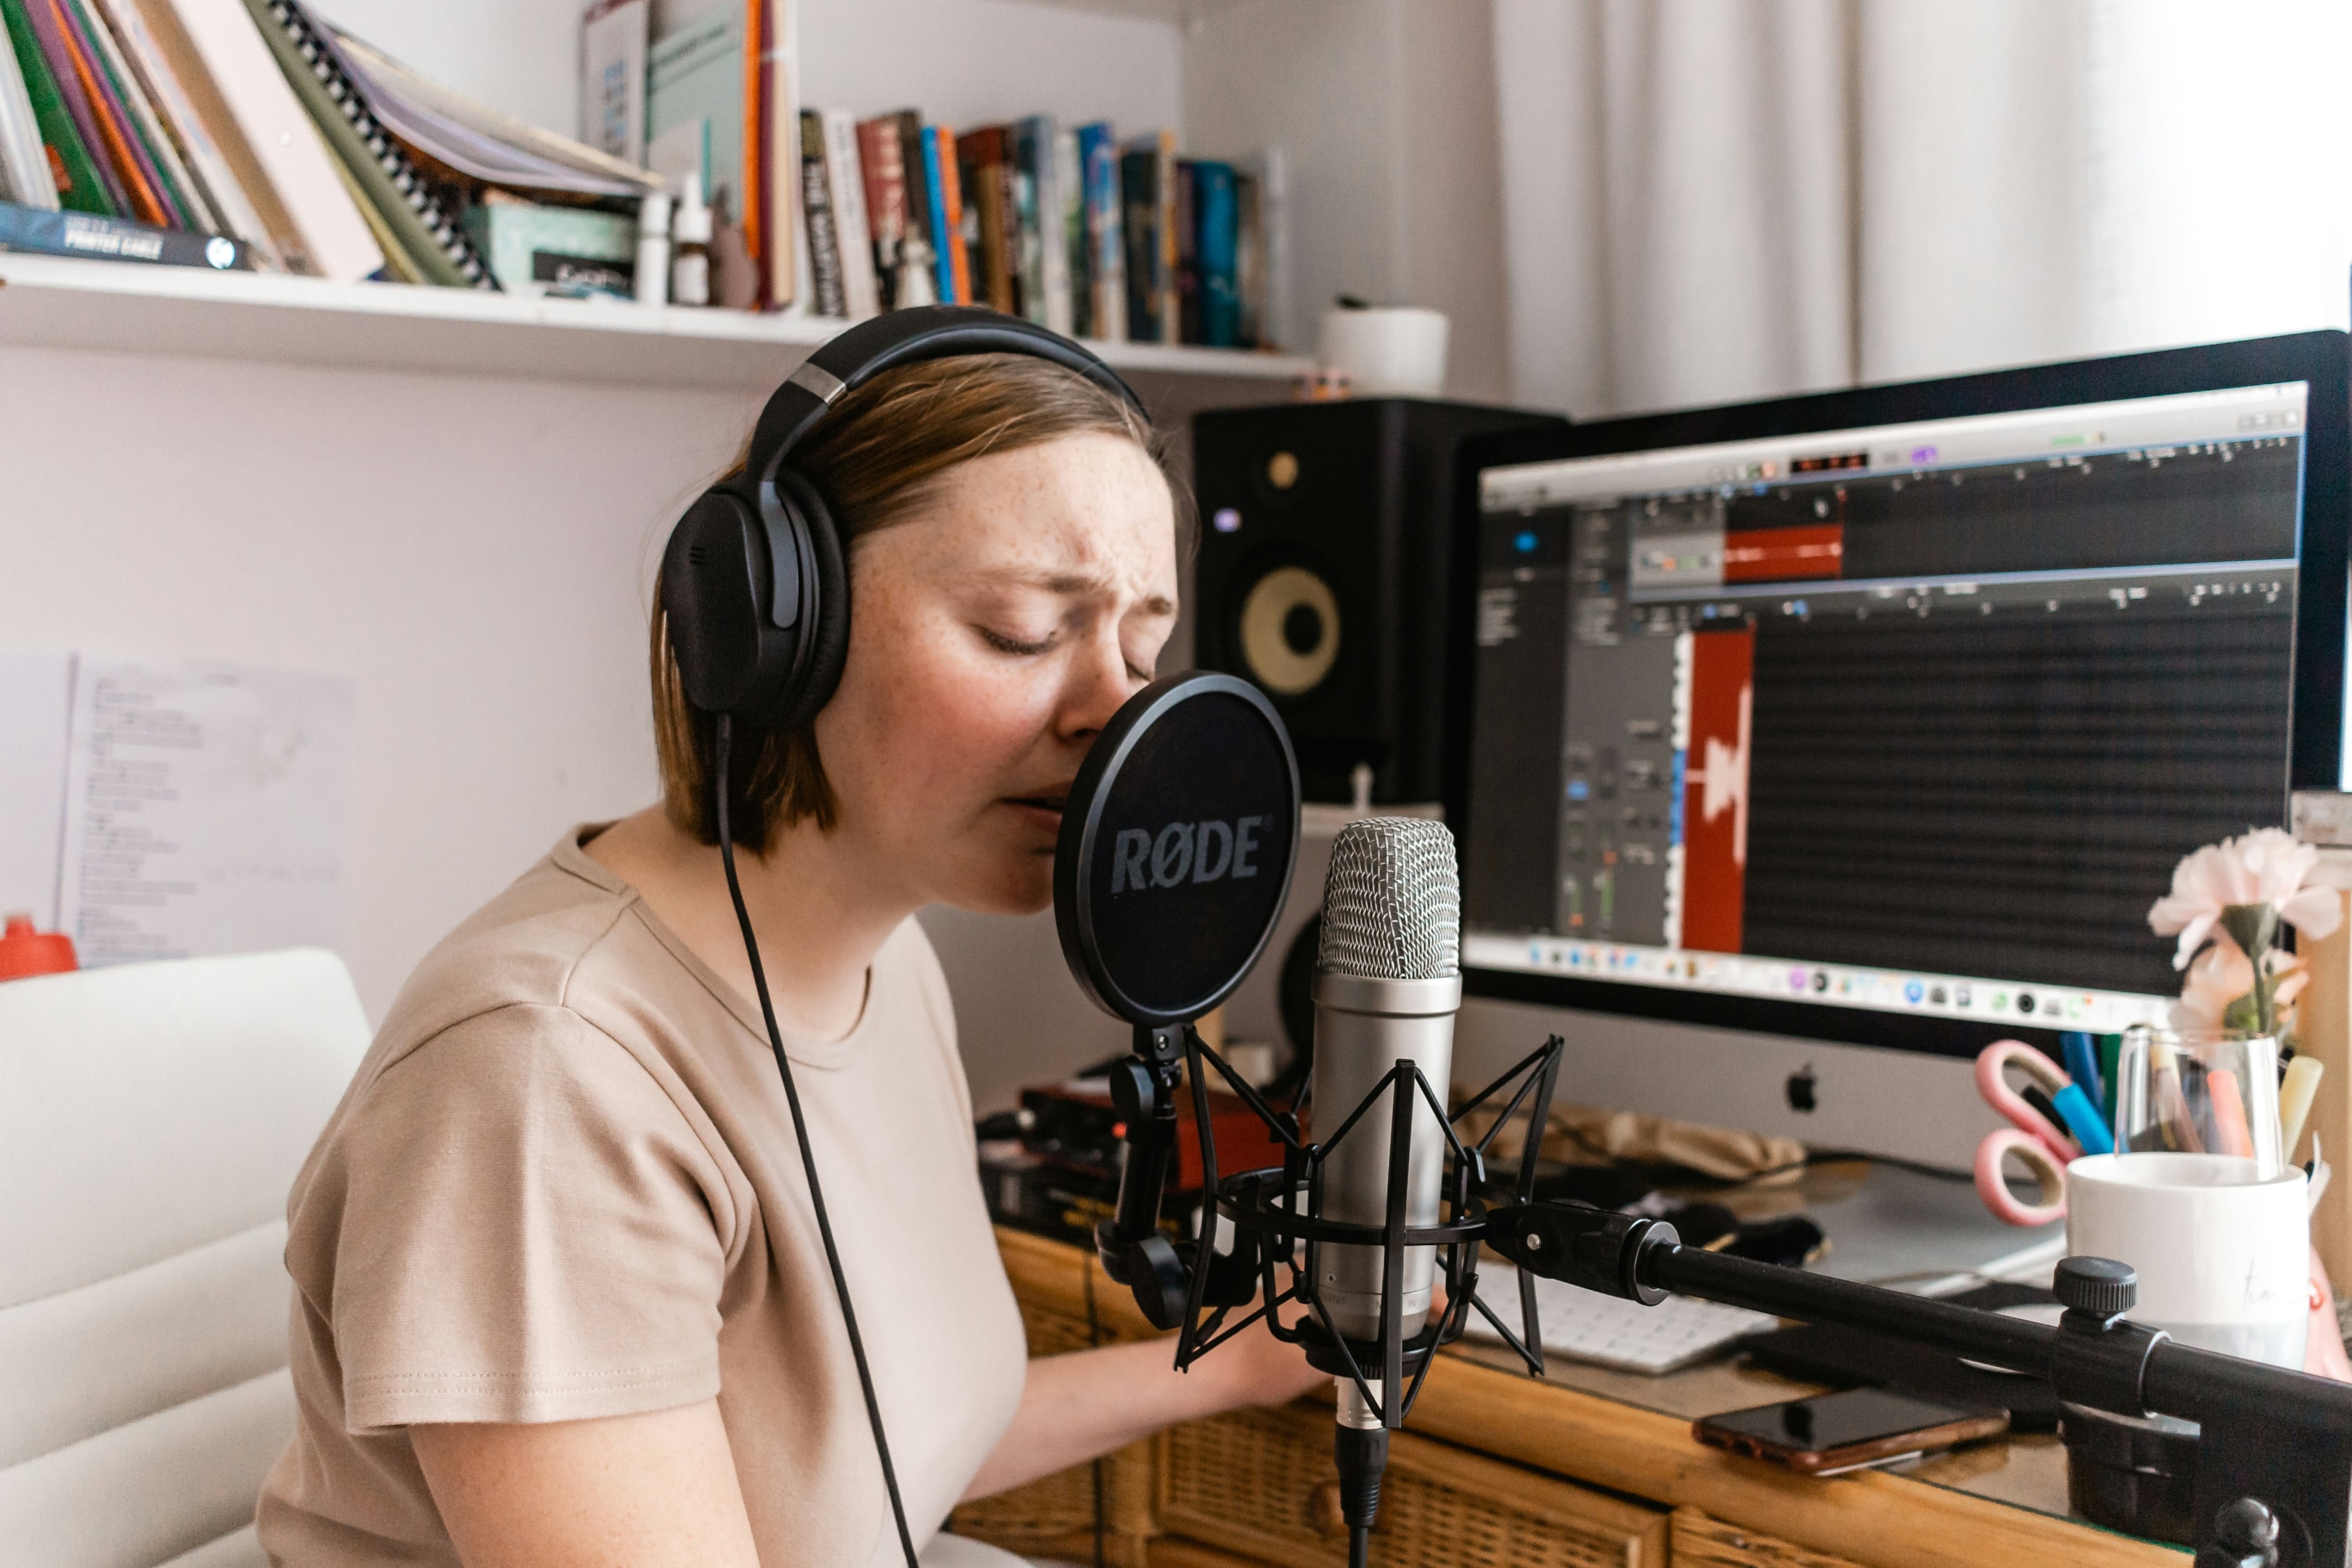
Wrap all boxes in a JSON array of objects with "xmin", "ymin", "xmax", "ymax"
[
  {"xmin": 2066, "ymin": 1152, "xmax": 2309, "ymax": 1366},
  {"xmin": 1317, "ymin": 307, "xmax": 1449, "ymax": 397},
  {"xmin": 634, "ymin": 190, "xmax": 673, "ymax": 305}
]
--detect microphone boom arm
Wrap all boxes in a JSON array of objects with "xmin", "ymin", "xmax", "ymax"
[{"xmin": 1485, "ymin": 1199, "xmax": 2352, "ymax": 1568}]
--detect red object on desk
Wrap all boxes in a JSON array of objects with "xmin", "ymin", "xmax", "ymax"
[{"xmin": 0, "ymin": 914, "xmax": 77, "ymax": 981}]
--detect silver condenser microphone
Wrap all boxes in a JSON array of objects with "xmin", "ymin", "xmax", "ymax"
[{"xmin": 1310, "ymin": 817, "xmax": 1461, "ymax": 1428}]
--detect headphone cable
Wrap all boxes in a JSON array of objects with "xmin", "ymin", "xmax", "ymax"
[{"xmin": 714, "ymin": 715, "xmax": 921, "ymax": 1567}]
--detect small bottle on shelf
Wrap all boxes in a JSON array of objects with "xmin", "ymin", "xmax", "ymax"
[
  {"xmin": 634, "ymin": 190, "xmax": 673, "ymax": 306},
  {"xmin": 671, "ymin": 172, "xmax": 713, "ymax": 309}
]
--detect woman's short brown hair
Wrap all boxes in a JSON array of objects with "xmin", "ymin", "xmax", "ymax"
[{"xmin": 651, "ymin": 352, "xmax": 1168, "ymax": 852}]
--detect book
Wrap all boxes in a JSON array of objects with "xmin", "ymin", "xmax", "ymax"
[
  {"xmin": 10, "ymin": 0, "xmax": 127, "ymax": 212},
  {"xmin": 61, "ymin": 0, "xmax": 198, "ymax": 227},
  {"xmin": 955, "ymin": 122, "xmax": 1008, "ymax": 314},
  {"xmin": 646, "ymin": 7, "xmax": 738, "ymax": 226},
  {"xmin": 1234, "ymin": 165, "xmax": 1259, "ymax": 348},
  {"xmin": 1139, "ymin": 130, "xmax": 1177, "ymax": 343},
  {"xmin": 751, "ymin": 0, "xmax": 794, "ymax": 308},
  {"xmin": 163, "ymin": 0, "xmax": 379, "ymax": 279},
  {"xmin": 886, "ymin": 108, "xmax": 929, "ymax": 297},
  {"xmin": 2, "ymin": 0, "xmax": 104, "ymax": 213},
  {"xmin": 577, "ymin": 0, "xmax": 645, "ymax": 166},
  {"xmin": 462, "ymin": 187, "xmax": 633, "ymax": 298},
  {"xmin": 1010, "ymin": 115, "xmax": 1048, "ymax": 327},
  {"xmin": 854, "ymin": 112, "xmax": 910, "ymax": 307},
  {"xmin": 1051, "ymin": 122, "xmax": 1079, "ymax": 336},
  {"xmin": 921, "ymin": 121, "xmax": 964, "ymax": 304},
  {"xmin": 1118, "ymin": 142, "xmax": 1157, "ymax": 342},
  {"xmin": 1172, "ymin": 153, "xmax": 1196, "ymax": 344},
  {"xmin": 125, "ymin": 0, "xmax": 302, "ymax": 264},
  {"xmin": 741, "ymin": 0, "xmax": 762, "ymax": 294},
  {"xmin": 796, "ymin": 106, "xmax": 841, "ymax": 315},
  {"xmin": 1077, "ymin": 120, "xmax": 1121, "ymax": 343},
  {"xmin": 51, "ymin": 0, "xmax": 176, "ymax": 224},
  {"xmin": 250, "ymin": 0, "xmax": 486, "ymax": 287},
  {"xmin": 0, "ymin": 191, "xmax": 248, "ymax": 262},
  {"xmin": 1235, "ymin": 144, "xmax": 1284, "ymax": 349},
  {"xmin": 0, "ymin": 2, "xmax": 58, "ymax": 206},
  {"xmin": 329, "ymin": 23, "xmax": 653, "ymax": 200},
  {"xmin": 98, "ymin": 0, "xmax": 274, "ymax": 253},
  {"xmin": 325, "ymin": 136, "xmax": 411, "ymax": 279},
  {"xmin": 821, "ymin": 108, "xmax": 874, "ymax": 317},
  {"xmin": 1193, "ymin": 158, "xmax": 1238, "ymax": 348}
]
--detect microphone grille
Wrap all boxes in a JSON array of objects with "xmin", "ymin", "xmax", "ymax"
[{"xmin": 1318, "ymin": 817, "xmax": 1460, "ymax": 980}]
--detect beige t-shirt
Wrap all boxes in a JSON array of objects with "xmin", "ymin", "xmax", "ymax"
[{"xmin": 257, "ymin": 828, "xmax": 1028, "ymax": 1567}]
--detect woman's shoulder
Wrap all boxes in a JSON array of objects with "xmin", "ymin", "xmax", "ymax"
[{"xmin": 372, "ymin": 826, "xmax": 643, "ymax": 1059}]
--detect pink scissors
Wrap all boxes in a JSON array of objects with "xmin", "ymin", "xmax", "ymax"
[{"xmin": 1973, "ymin": 1040, "xmax": 2078, "ymax": 1226}]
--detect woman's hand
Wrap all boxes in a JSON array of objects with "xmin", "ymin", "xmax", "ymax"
[{"xmin": 962, "ymin": 1274, "xmax": 1469, "ymax": 1502}]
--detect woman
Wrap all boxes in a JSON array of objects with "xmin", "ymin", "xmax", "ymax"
[{"xmin": 256, "ymin": 337, "xmax": 1323, "ymax": 1567}]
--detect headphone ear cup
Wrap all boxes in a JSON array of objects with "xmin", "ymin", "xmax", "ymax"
[
  {"xmin": 772, "ymin": 467, "xmax": 849, "ymax": 732},
  {"xmin": 662, "ymin": 488, "xmax": 769, "ymax": 717}
]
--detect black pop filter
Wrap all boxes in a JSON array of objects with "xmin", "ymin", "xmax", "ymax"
[{"xmin": 1055, "ymin": 672, "xmax": 1300, "ymax": 1027}]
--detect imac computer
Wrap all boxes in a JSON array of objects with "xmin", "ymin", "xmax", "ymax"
[{"xmin": 1450, "ymin": 332, "xmax": 2351, "ymax": 1171}]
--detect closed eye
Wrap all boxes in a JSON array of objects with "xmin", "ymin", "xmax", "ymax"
[{"xmin": 978, "ymin": 626, "xmax": 1055, "ymax": 656}]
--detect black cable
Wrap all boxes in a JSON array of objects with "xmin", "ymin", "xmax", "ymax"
[
  {"xmin": 714, "ymin": 716, "xmax": 919, "ymax": 1568},
  {"xmin": 1082, "ymin": 1256, "xmax": 1106, "ymax": 1568},
  {"xmin": 1349, "ymin": 1524, "xmax": 1371, "ymax": 1568}
]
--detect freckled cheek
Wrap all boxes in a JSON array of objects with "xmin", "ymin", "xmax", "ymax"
[
  {"xmin": 910, "ymin": 653, "xmax": 1061, "ymax": 783},
  {"xmin": 834, "ymin": 612, "xmax": 1058, "ymax": 807}
]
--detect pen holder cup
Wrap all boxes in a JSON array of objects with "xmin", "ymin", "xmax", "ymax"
[
  {"xmin": 2114, "ymin": 1026, "xmax": 2282, "ymax": 1176},
  {"xmin": 2066, "ymin": 1153, "xmax": 2309, "ymax": 1367}
]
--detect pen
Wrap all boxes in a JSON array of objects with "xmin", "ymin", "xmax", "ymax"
[
  {"xmin": 2282, "ymin": 1055, "xmax": 2325, "ymax": 1164},
  {"xmin": 2062, "ymin": 1032, "xmax": 2105, "ymax": 1121},
  {"xmin": 2152, "ymin": 1040, "xmax": 2204, "ymax": 1153}
]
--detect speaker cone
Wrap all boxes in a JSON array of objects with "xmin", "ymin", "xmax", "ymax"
[{"xmin": 1238, "ymin": 564, "xmax": 1341, "ymax": 697}]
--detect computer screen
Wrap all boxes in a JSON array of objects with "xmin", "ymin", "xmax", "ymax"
[{"xmin": 1456, "ymin": 335, "xmax": 2349, "ymax": 1057}]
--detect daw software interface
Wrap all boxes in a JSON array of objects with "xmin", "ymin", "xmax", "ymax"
[{"xmin": 1462, "ymin": 381, "xmax": 2310, "ymax": 1035}]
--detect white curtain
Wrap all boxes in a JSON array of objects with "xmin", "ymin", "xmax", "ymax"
[{"xmin": 1495, "ymin": 0, "xmax": 2352, "ymax": 418}]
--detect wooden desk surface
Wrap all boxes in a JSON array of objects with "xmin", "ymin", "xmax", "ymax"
[{"xmin": 993, "ymin": 1226, "xmax": 2186, "ymax": 1567}]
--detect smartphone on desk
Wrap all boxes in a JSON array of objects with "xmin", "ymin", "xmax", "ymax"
[{"xmin": 1693, "ymin": 1388, "xmax": 2009, "ymax": 1476}]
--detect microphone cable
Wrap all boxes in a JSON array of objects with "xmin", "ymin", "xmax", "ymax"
[{"xmin": 714, "ymin": 715, "xmax": 920, "ymax": 1568}]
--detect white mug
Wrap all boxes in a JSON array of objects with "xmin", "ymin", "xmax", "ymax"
[{"xmin": 2066, "ymin": 1152, "xmax": 2308, "ymax": 1367}]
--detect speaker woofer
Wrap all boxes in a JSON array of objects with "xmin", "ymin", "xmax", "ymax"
[{"xmin": 1238, "ymin": 564, "xmax": 1341, "ymax": 697}]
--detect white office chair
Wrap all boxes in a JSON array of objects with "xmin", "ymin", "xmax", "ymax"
[{"xmin": 0, "ymin": 950, "xmax": 369, "ymax": 1568}]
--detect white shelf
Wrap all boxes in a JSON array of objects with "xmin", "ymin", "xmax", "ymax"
[{"xmin": 0, "ymin": 253, "xmax": 1313, "ymax": 391}]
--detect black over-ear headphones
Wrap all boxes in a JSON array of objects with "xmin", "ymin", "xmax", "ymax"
[{"xmin": 660, "ymin": 304, "xmax": 1147, "ymax": 732}]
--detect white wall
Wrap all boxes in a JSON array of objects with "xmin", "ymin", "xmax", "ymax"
[
  {"xmin": 1184, "ymin": 0, "xmax": 1513, "ymax": 400},
  {"xmin": 0, "ymin": 344, "xmax": 745, "ymax": 1018},
  {"xmin": 800, "ymin": 0, "xmax": 1182, "ymax": 128}
]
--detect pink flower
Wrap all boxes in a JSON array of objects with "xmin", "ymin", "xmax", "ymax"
[
  {"xmin": 2171, "ymin": 934, "xmax": 2308, "ymax": 1034},
  {"xmin": 2148, "ymin": 828, "xmax": 2342, "ymax": 971}
]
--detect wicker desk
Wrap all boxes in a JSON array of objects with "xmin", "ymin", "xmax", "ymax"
[{"xmin": 950, "ymin": 1228, "xmax": 2182, "ymax": 1568}]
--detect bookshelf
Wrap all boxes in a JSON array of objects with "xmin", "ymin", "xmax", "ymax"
[{"xmin": 0, "ymin": 253, "xmax": 1314, "ymax": 389}]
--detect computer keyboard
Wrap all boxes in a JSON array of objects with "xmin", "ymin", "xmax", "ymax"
[{"xmin": 1463, "ymin": 1262, "xmax": 1779, "ymax": 1375}]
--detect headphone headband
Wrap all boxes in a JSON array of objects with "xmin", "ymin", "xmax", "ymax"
[{"xmin": 743, "ymin": 306, "xmax": 1146, "ymax": 492}]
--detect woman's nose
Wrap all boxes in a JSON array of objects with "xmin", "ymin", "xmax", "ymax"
[{"xmin": 1058, "ymin": 634, "xmax": 1140, "ymax": 742}]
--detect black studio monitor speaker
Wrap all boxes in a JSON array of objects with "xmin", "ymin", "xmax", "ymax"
[{"xmin": 1191, "ymin": 399, "xmax": 1569, "ymax": 805}]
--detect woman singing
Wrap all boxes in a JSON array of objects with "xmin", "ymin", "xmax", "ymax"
[{"xmin": 258, "ymin": 320, "xmax": 1321, "ymax": 1567}]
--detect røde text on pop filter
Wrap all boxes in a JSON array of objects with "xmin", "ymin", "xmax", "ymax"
[{"xmin": 1054, "ymin": 671, "xmax": 1300, "ymax": 1029}]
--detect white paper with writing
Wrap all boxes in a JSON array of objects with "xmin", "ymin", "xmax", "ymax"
[{"xmin": 57, "ymin": 657, "xmax": 356, "ymax": 965}]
